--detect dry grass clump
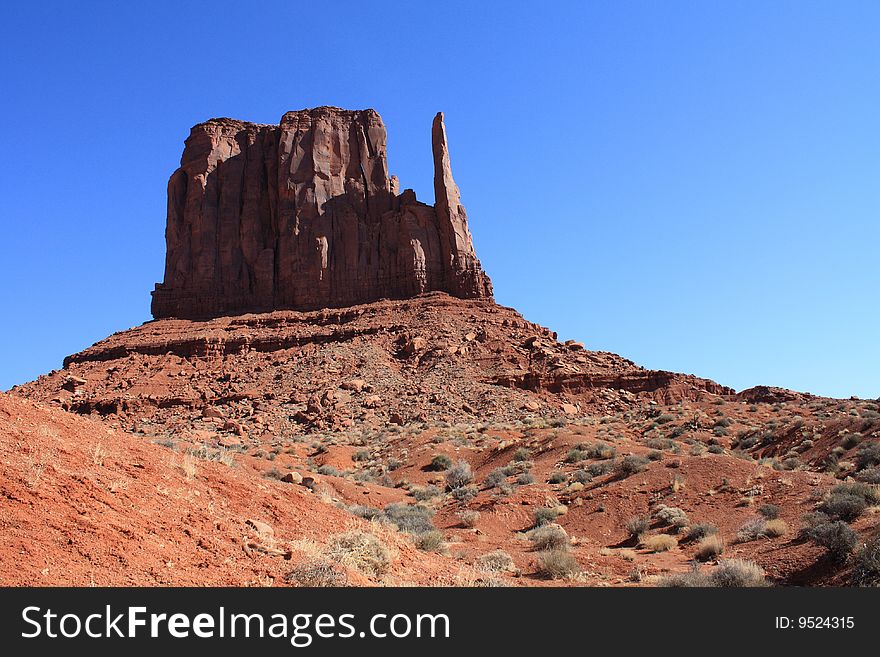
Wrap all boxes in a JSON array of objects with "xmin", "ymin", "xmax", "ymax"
[
  {"xmin": 536, "ymin": 549, "xmax": 580, "ymax": 579},
  {"xmin": 327, "ymin": 530, "xmax": 391, "ymax": 578},
  {"xmin": 625, "ymin": 515, "xmax": 650, "ymax": 541},
  {"xmin": 659, "ymin": 559, "xmax": 767, "ymax": 587},
  {"xmin": 414, "ymin": 530, "xmax": 446, "ymax": 553},
  {"xmin": 694, "ymin": 535, "xmax": 724, "ymax": 561},
  {"xmin": 287, "ymin": 560, "xmax": 349, "ymax": 587},
  {"xmin": 709, "ymin": 559, "xmax": 767, "ymax": 587},
  {"xmin": 528, "ymin": 524, "xmax": 570, "ymax": 551},
  {"xmin": 642, "ymin": 534, "xmax": 678, "ymax": 552},
  {"xmin": 457, "ymin": 509, "xmax": 480, "ymax": 528},
  {"xmin": 762, "ymin": 519, "xmax": 788, "ymax": 537},
  {"xmin": 474, "ymin": 550, "xmax": 517, "ymax": 574}
]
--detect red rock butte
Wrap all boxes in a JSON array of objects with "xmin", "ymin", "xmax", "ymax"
[{"xmin": 151, "ymin": 107, "xmax": 493, "ymax": 319}]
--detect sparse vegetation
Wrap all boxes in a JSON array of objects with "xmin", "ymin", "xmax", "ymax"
[
  {"xmin": 695, "ymin": 535, "xmax": 724, "ymax": 561},
  {"xmin": 536, "ymin": 549, "xmax": 580, "ymax": 579},
  {"xmin": 445, "ymin": 460, "xmax": 473, "ymax": 489},
  {"xmin": 287, "ymin": 560, "xmax": 348, "ymax": 587},
  {"xmin": 851, "ymin": 535, "xmax": 880, "ymax": 587},
  {"xmin": 528, "ymin": 525, "xmax": 569, "ymax": 550},
  {"xmin": 709, "ymin": 559, "xmax": 767, "ymax": 587},
  {"xmin": 616, "ymin": 454, "xmax": 650, "ymax": 477},
  {"xmin": 383, "ymin": 503, "xmax": 435, "ymax": 534},
  {"xmin": 430, "ymin": 454, "xmax": 453, "ymax": 471},
  {"xmin": 457, "ymin": 509, "xmax": 480, "ymax": 528},
  {"xmin": 414, "ymin": 530, "xmax": 445, "ymax": 552},
  {"xmin": 327, "ymin": 530, "xmax": 391, "ymax": 578},
  {"xmin": 642, "ymin": 534, "xmax": 677, "ymax": 552},
  {"xmin": 474, "ymin": 549, "xmax": 516, "ymax": 574},
  {"xmin": 803, "ymin": 520, "xmax": 858, "ymax": 564},
  {"xmin": 686, "ymin": 523, "xmax": 718, "ymax": 541},
  {"xmin": 533, "ymin": 507, "xmax": 561, "ymax": 527},
  {"xmin": 625, "ymin": 515, "xmax": 650, "ymax": 540}
]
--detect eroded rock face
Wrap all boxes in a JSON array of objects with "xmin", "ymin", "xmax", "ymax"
[{"xmin": 151, "ymin": 107, "xmax": 492, "ymax": 319}]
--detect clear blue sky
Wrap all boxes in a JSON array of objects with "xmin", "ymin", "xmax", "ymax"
[{"xmin": 1, "ymin": 1, "xmax": 877, "ymax": 398}]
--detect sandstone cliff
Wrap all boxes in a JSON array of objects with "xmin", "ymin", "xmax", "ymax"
[{"xmin": 151, "ymin": 107, "xmax": 492, "ymax": 319}]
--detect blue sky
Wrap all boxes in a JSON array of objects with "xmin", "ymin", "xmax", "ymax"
[{"xmin": 1, "ymin": 1, "xmax": 877, "ymax": 398}]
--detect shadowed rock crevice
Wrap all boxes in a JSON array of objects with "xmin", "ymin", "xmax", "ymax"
[{"xmin": 151, "ymin": 107, "xmax": 492, "ymax": 319}]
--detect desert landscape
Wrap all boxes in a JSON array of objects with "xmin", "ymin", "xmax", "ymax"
[{"xmin": 3, "ymin": 107, "xmax": 878, "ymax": 588}]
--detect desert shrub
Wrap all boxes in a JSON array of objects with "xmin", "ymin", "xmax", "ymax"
[
  {"xmin": 450, "ymin": 485, "xmax": 478, "ymax": 502},
  {"xmin": 475, "ymin": 550, "xmax": 516, "ymax": 574},
  {"xmin": 832, "ymin": 482, "xmax": 880, "ymax": 504},
  {"xmin": 572, "ymin": 469, "xmax": 593, "ymax": 483},
  {"xmin": 856, "ymin": 443, "xmax": 880, "ymax": 470},
  {"xmin": 658, "ymin": 569, "xmax": 710, "ymax": 587},
  {"xmin": 616, "ymin": 454, "xmax": 650, "ymax": 478},
  {"xmin": 457, "ymin": 509, "xmax": 480, "ymax": 528},
  {"xmin": 327, "ymin": 531, "xmax": 391, "ymax": 578},
  {"xmin": 656, "ymin": 414, "xmax": 675, "ymax": 424},
  {"xmin": 513, "ymin": 447, "xmax": 531, "ymax": 462},
  {"xmin": 287, "ymin": 560, "xmax": 349, "ymax": 587},
  {"xmin": 803, "ymin": 521, "xmax": 858, "ymax": 564},
  {"xmin": 709, "ymin": 559, "xmax": 767, "ymax": 587},
  {"xmin": 647, "ymin": 450, "xmax": 663, "ymax": 461},
  {"xmin": 625, "ymin": 515, "xmax": 650, "ymax": 540},
  {"xmin": 855, "ymin": 468, "xmax": 880, "ymax": 484},
  {"xmin": 414, "ymin": 530, "xmax": 445, "ymax": 552},
  {"xmin": 484, "ymin": 468, "xmax": 507, "ymax": 488},
  {"xmin": 536, "ymin": 549, "xmax": 580, "ymax": 579},
  {"xmin": 585, "ymin": 442, "xmax": 617, "ymax": 459},
  {"xmin": 758, "ymin": 504, "xmax": 780, "ymax": 520},
  {"xmin": 411, "ymin": 485, "xmax": 442, "ymax": 501},
  {"xmin": 516, "ymin": 473, "xmax": 536, "ymax": 486},
  {"xmin": 762, "ymin": 519, "xmax": 788, "ymax": 537},
  {"xmin": 429, "ymin": 454, "xmax": 453, "ymax": 471},
  {"xmin": 695, "ymin": 535, "xmax": 724, "ymax": 561},
  {"xmin": 646, "ymin": 437, "xmax": 674, "ymax": 450},
  {"xmin": 528, "ymin": 525, "xmax": 569, "ymax": 550},
  {"xmin": 686, "ymin": 523, "xmax": 718, "ymax": 541},
  {"xmin": 587, "ymin": 461, "xmax": 613, "ymax": 477},
  {"xmin": 352, "ymin": 449, "xmax": 371, "ymax": 462},
  {"xmin": 643, "ymin": 534, "xmax": 678, "ymax": 552},
  {"xmin": 655, "ymin": 505, "xmax": 689, "ymax": 529},
  {"xmin": 736, "ymin": 518, "xmax": 769, "ymax": 542},
  {"xmin": 819, "ymin": 493, "xmax": 868, "ymax": 522},
  {"xmin": 316, "ymin": 465, "xmax": 342, "ymax": 476},
  {"xmin": 445, "ymin": 460, "xmax": 473, "ymax": 489},
  {"xmin": 851, "ymin": 535, "xmax": 880, "ymax": 587},
  {"xmin": 383, "ymin": 503, "xmax": 435, "ymax": 534},
  {"xmin": 534, "ymin": 507, "xmax": 561, "ymax": 527},
  {"xmin": 548, "ymin": 471, "xmax": 567, "ymax": 484},
  {"xmin": 565, "ymin": 448, "xmax": 587, "ymax": 464},
  {"xmin": 707, "ymin": 444, "xmax": 725, "ymax": 454},
  {"xmin": 347, "ymin": 504, "xmax": 383, "ymax": 521}
]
